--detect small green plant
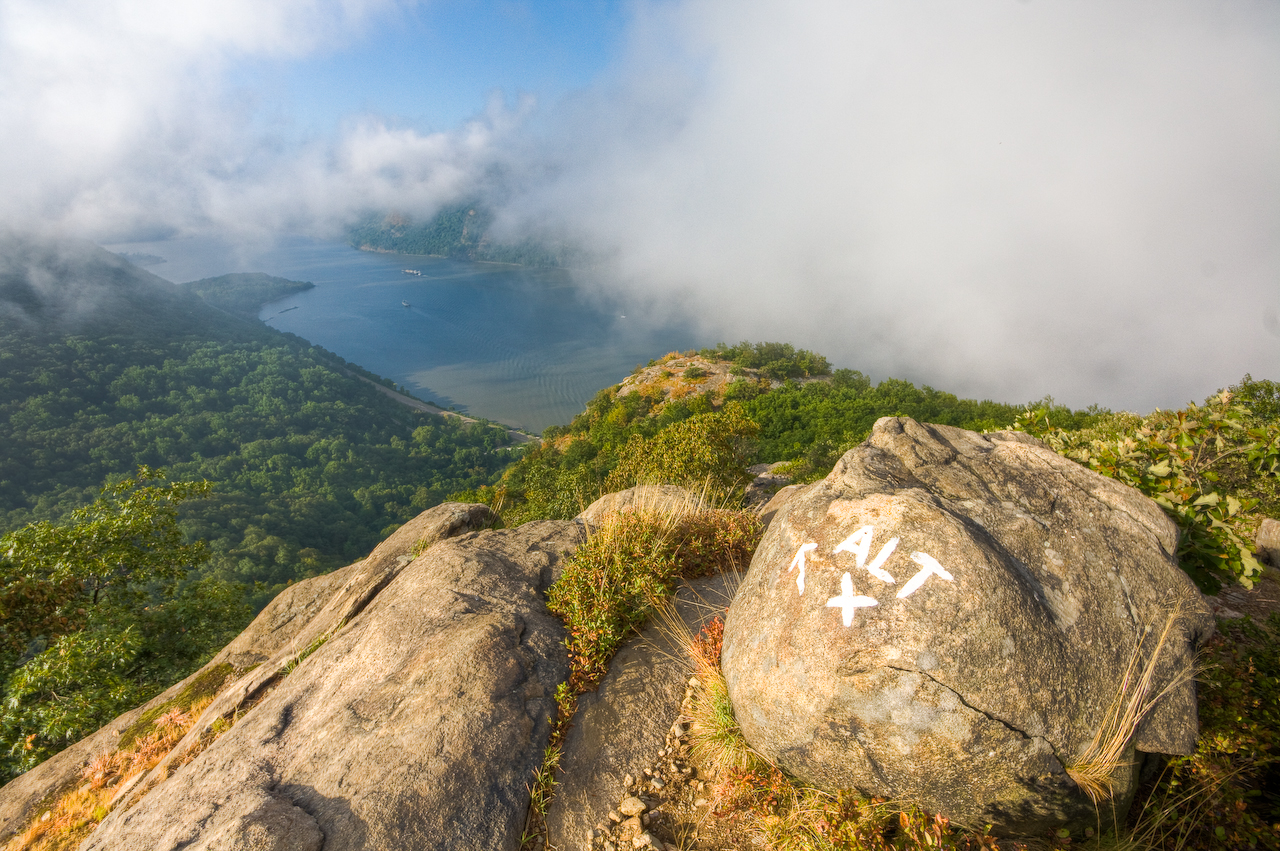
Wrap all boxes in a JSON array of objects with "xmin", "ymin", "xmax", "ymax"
[
  {"xmin": 518, "ymin": 679, "xmax": 579, "ymax": 850},
  {"xmin": 1121, "ymin": 613, "xmax": 1280, "ymax": 850},
  {"xmin": 681, "ymin": 615, "xmax": 759, "ymax": 777},
  {"xmin": 278, "ymin": 620, "xmax": 346, "ymax": 677},
  {"xmin": 546, "ymin": 500, "xmax": 761, "ymax": 691},
  {"xmin": 524, "ymin": 499, "xmax": 761, "ymax": 848}
]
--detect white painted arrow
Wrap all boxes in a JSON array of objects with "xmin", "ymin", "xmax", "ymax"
[{"xmin": 788, "ymin": 542, "xmax": 817, "ymax": 594}]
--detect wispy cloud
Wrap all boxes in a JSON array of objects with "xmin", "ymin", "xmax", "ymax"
[
  {"xmin": 2, "ymin": 0, "xmax": 1276, "ymax": 410},
  {"xmin": 0, "ymin": 0, "xmax": 517, "ymax": 238},
  {"xmin": 512, "ymin": 0, "xmax": 1280, "ymax": 409}
]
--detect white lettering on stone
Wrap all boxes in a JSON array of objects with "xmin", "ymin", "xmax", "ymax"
[
  {"xmin": 833, "ymin": 526, "xmax": 872, "ymax": 566},
  {"xmin": 864, "ymin": 537, "xmax": 899, "ymax": 583},
  {"xmin": 897, "ymin": 552, "xmax": 955, "ymax": 599},
  {"xmin": 788, "ymin": 542, "xmax": 817, "ymax": 594},
  {"xmin": 833, "ymin": 526, "xmax": 898, "ymax": 584},
  {"xmin": 825, "ymin": 572, "xmax": 879, "ymax": 627}
]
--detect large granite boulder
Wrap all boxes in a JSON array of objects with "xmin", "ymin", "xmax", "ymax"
[
  {"xmin": 0, "ymin": 502, "xmax": 496, "ymax": 843},
  {"xmin": 722, "ymin": 418, "xmax": 1212, "ymax": 834},
  {"xmin": 74, "ymin": 516, "xmax": 581, "ymax": 851}
]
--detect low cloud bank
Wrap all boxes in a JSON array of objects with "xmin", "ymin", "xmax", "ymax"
[{"xmin": 2, "ymin": 0, "xmax": 1277, "ymax": 411}]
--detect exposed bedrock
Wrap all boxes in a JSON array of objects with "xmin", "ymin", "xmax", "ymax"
[{"xmin": 76, "ymin": 510, "xmax": 581, "ymax": 851}]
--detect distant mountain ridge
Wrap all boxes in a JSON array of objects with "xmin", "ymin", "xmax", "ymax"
[
  {"xmin": 346, "ymin": 203, "xmax": 586, "ymax": 268},
  {"xmin": 181, "ymin": 272, "xmax": 314, "ymax": 321},
  {"xmin": 0, "ymin": 232, "xmax": 225, "ymax": 338}
]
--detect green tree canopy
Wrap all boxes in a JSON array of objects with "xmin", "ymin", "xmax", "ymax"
[{"xmin": 0, "ymin": 469, "xmax": 244, "ymax": 782}]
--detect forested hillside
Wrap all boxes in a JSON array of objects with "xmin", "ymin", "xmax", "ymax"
[
  {"xmin": 0, "ymin": 234, "xmax": 527, "ymax": 777},
  {"xmin": 0, "ymin": 236, "xmax": 522, "ymax": 602},
  {"xmin": 181, "ymin": 272, "xmax": 314, "ymax": 320},
  {"xmin": 477, "ymin": 342, "xmax": 1102, "ymax": 525}
]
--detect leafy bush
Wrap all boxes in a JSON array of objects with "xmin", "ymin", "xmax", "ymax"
[
  {"xmin": 0, "ymin": 627, "xmax": 151, "ymax": 778},
  {"xmin": 1016, "ymin": 385, "xmax": 1280, "ymax": 591},
  {"xmin": 745, "ymin": 378, "xmax": 1039, "ymax": 482},
  {"xmin": 1127, "ymin": 613, "xmax": 1280, "ymax": 849},
  {"xmin": 605, "ymin": 405, "xmax": 759, "ymax": 497},
  {"xmin": 699, "ymin": 341, "xmax": 832, "ymax": 379}
]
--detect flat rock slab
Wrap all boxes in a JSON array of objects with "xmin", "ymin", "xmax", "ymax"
[
  {"xmin": 80, "ymin": 519, "xmax": 583, "ymax": 851},
  {"xmin": 546, "ymin": 574, "xmax": 738, "ymax": 851},
  {"xmin": 0, "ymin": 503, "xmax": 497, "ymax": 844},
  {"xmin": 722, "ymin": 418, "xmax": 1213, "ymax": 834}
]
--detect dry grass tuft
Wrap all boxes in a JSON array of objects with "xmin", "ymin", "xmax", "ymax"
[
  {"xmin": 1066, "ymin": 608, "xmax": 1195, "ymax": 804},
  {"xmin": 5, "ymin": 695, "xmax": 215, "ymax": 851}
]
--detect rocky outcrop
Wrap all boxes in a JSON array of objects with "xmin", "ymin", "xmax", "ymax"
[
  {"xmin": 756, "ymin": 484, "xmax": 803, "ymax": 529},
  {"xmin": 1258, "ymin": 517, "xmax": 1280, "ymax": 566},
  {"xmin": 722, "ymin": 417, "xmax": 1213, "ymax": 834},
  {"xmin": 79, "ymin": 517, "xmax": 580, "ymax": 851},
  {"xmin": 744, "ymin": 462, "xmax": 793, "ymax": 508},
  {"xmin": 0, "ymin": 502, "xmax": 498, "ymax": 844}
]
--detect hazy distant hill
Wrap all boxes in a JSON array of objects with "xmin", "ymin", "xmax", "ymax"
[
  {"xmin": 1, "ymin": 232, "xmax": 232, "ymax": 338},
  {"xmin": 347, "ymin": 203, "xmax": 586, "ymax": 267},
  {"xmin": 181, "ymin": 272, "xmax": 315, "ymax": 321}
]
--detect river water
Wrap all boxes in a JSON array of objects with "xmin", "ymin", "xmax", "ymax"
[{"xmin": 105, "ymin": 236, "xmax": 698, "ymax": 433}]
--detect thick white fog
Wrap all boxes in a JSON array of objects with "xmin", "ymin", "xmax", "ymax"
[{"xmin": 2, "ymin": 0, "xmax": 1277, "ymax": 411}]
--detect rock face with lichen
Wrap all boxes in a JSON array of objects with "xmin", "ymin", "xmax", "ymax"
[
  {"xmin": 721, "ymin": 417, "xmax": 1213, "ymax": 834},
  {"xmin": 81, "ymin": 517, "xmax": 580, "ymax": 851},
  {"xmin": 1, "ymin": 503, "xmax": 582, "ymax": 851}
]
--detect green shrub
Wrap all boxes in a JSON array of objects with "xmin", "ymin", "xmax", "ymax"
[
  {"xmin": 1015, "ymin": 386, "xmax": 1280, "ymax": 591},
  {"xmin": 1127, "ymin": 613, "xmax": 1280, "ymax": 849},
  {"xmin": 699, "ymin": 341, "xmax": 832, "ymax": 379},
  {"xmin": 546, "ymin": 505, "xmax": 761, "ymax": 692},
  {"xmin": 605, "ymin": 405, "xmax": 759, "ymax": 497}
]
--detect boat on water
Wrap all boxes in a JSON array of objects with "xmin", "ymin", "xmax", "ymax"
[
  {"xmin": 402, "ymin": 300, "xmax": 411, "ymax": 308},
  {"xmin": 402, "ymin": 269, "xmax": 422, "ymax": 275}
]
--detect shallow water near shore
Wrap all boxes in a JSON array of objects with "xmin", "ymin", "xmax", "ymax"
[{"xmin": 105, "ymin": 236, "xmax": 698, "ymax": 432}]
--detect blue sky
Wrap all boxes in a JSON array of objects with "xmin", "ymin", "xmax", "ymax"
[{"xmin": 236, "ymin": 1, "xmax": 630, "ymax": 136}]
